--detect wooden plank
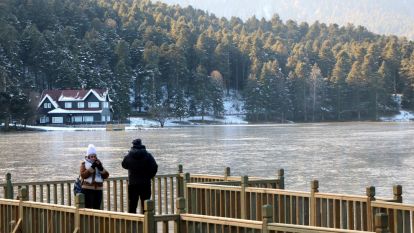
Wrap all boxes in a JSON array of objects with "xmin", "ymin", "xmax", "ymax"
[
  {"xmin": 47, "ymin": 184, "xmax": 51, "ymax": 203},
  {"xmin": 158, "ymin": 177, "xmax": 162, "ymax": 215},
  {"xmin": 170, "ymin": 177, "xmax": 174, "ymax": 214},
  {"xmin": 120, "ymin": 180, "xmax": 124, "ymax": 212},
  {"xmin": 54, "ymin": 184, "xmax": 58, "ymax": 204},
  {"xmin": 113, "ymin": 180, "xmax": 118, "ymax": 212},
  {"xmin": 164, "ymin": 177, "xmax": 168, "ymax": 214},
  {"xmin": 403, "ymin": 210, "xmax": 410, "ymax": 233},
  {"xmin": 355, "ymin": 202, "xmax": 361, "ymax": 230},
  {"xmin": 347, "ymin": 200, "xmax": 354, "ymax": 230},
  {"xmin": 321, "ymin": 198, "xmax": 327, "ymax": 227}
]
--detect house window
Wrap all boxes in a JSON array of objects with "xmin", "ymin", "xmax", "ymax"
[
  {"xmin": 101, "ymin": 116, "xmax": 106, "ymax": 122},
  {"xmin": 65, "ymin": 102, "xmax": 72, "ymax": 108},
  {"xmin": 103, "ymin": 102, "xmax": 109, "ymax": 108},
  {"xmin": 40, "ymin": 116, "xmax": 49, "ymax": 123},
  {"xmin": 78, "ymin": 102, "xmax": 84, "ymax": 108},
  {"xmin": 83, "ymin": 116, "xmax": 94, "ymax": 122},
  {"xmin": 52, "ymin": 117, "xmax": 63, "ymax": 124},
  {"xmin": 44, "ymin": 103, "xmax": 51, "ymax": 109},
  {"xmin": 107, "ymin": 116, "xmax": 110, "ymax": 122},
  {"xmin": 88, "ymin": 102, "xmax": 99, "ymax": 108},
  {"xmin": 74, "ymin": 116, "xmax": 83, "ymax": 122}
]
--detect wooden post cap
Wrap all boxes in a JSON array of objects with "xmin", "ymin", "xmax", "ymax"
[
  {"xmin": 19, "ymin": 187, "xmax": 28, "ymax": 201},
  {"xmin": 178, "ymin": 164, "xmax": 183, "ymax": 173},
  {"xmin": 177, "ymin": 197, "xmax": 185, "ymax": 209},
  {"xmin": 278, "ymin": 169, "xmax": 284, "ymax": 177},
  {"xmin": 241, "ymin": 175, "xmax": 249, "ymax": 185},
  {"xmin": 311, "ymin": 180, "xmax": 319, "ymax": 191},
  {"xmin": 262, "ymin": 205, "xmax": 273, "ymax": 219},
  {"xmin": 144, "ymin": 200, "xmax": 154, "ymax": 212},
  {"xmin": 366, "ymin": 186, "xmax": 376, "ymax": 197},
  {"xmin": 184, "ymin": 173, "xmax": 190, "ymax": 181},
  {"xmin": 75, "ymin": 193, "xmax": 85, "ymax": 208},
  {"xmin": 393, "ymin": 185, "xmax": 402, "ymax": 195},
  {"xmin": 225, "ymin": 167, "xmax": 231, "ymax": 176}
]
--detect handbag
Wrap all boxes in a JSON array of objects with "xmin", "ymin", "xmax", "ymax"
[{"xmin": 73, "ymin": 176, "xmax": 83, "ymax": 195}]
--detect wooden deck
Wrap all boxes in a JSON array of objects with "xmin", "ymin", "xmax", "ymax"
[{"xmin": 0, "ymin": 165, "xmax": 405, "ymax": 233}]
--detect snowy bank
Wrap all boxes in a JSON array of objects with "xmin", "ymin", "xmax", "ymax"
[{"xmin": 380, "ymin": 110, "xmax": 414, "ymax": 122}]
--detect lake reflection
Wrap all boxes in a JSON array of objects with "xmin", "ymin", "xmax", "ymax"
[{"xmin": 1, "ymin": 122, "xmax": 414, "ymax": 202}]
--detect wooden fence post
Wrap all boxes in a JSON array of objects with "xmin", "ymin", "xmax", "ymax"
[
  {"xmin": 366, "ymin": 186, "xmax": 376, "ymax": 232},
  {"xmin": 262, "ymin": 205, "xmax": 272, "ymax": 233},
  {"xmin": 144, "ymin": 200, "xmax": 155, "ymax": 233},
  {"xmin": 177, "ymin": 165, "xmax": 184, "ymax": 198},
  {"xmin": 4, "ymin": 173, "xmax": 13, "ymax": 199},
  {"xmin": 174, "ymin": 197, "xmax": 186, "ymax": 233},
  {"xmin": 74, "ymin": 193, "xmax": 85, "ymax": 233},
  {"xmin": 241, "ymin": 175, "xmax": 249, "ymax": 219},
  {"xmin": 224, "ymin": 167, "xmax": 231, "ymax": 181},
  {"xmin": 375, "ymin": 213, "xmax": 390, "ymax": 233},
  {"xmin": 183, "ymin": 173, "xmax": 191, "ymax": 212},
  {"xmin": 310, "ymin": 180, "xmax": 319, "ymax": 226},
  {"xmin": 393, "ymin": 185, "xmax": 402, "ymax": 203},
  {"xmin": 277, "ymin": 169, "xmax": 284, "ymax": 189},
  {"xmin": 12, "ymin": 187, "xmax": 28, "ymax": 233}
]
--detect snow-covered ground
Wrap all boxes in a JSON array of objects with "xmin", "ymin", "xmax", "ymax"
[
  {"xmin": 380, "ymin": 94, "xmax": 414, "ymax": 122},
  {"xmin": 11, "ymin": 91, "xmax": 414, "ymax": 132},
  {"xmin": 19, "ymin": 91, "xmax": 247, "ymax": 131},
  {"xmin": 380, "ymin": 110, "xmax": 414, "ymax": 122}
]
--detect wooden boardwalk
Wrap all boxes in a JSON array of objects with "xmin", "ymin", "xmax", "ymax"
[{"xmin": 0, "ymin": 165, "xmax": 407, "ymax": 233}]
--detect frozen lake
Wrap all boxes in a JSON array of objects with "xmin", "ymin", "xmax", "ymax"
[{"xmin": 1, "ymin": 122, "xmax": 414, "ymax": 202}]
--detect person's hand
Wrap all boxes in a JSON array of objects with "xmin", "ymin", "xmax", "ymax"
[
  {"xmin": 91, "ymin": 161, "xmax": 98, "ymax": 169},
  {"xmin": 97, "ymin": 162, "xmax": 104, "ymax": 171}
]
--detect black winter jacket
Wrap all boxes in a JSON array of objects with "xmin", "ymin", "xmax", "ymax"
[{"xmin": 121, "ymin": 145, "xmax": 158, "ymax": 185}]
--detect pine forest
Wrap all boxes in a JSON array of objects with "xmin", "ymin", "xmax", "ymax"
[{"xmin": 1, "ymin": 0, "xmax": 414, "ymax": 124}]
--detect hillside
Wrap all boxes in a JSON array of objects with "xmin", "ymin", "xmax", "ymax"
[
  {"xmin": 1, "ymin": 0, "xmax": 414, "ymax": 125},
  {"xmin": 159, "ymin": 0, "xmax": 414, "ymax": 40}
]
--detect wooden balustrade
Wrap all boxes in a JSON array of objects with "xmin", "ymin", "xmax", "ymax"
[
  {"xmin": 0, "ymin": 167, "xmax": 409, "ymax": 233},
  {"xmin": 0, "ymin": 166, "xmax": 185, "ymax": 215},
  {"xmin": 371, "ymin": 200, "xmax": 413, "ymax": 233},
  {"xmin": 0, "ymin": 198, "xmax": 19, "ymax": 233},
  {"xmin": 179, "ymin": 205, "xmax": 391, "ymax": 233},
  {"xmin": 0, "ymin": 187, "xmax": 396, "ymax": 233},
  {"xmin": 184, "ymin": 177, "xmax": 404, "ymax": 233}
]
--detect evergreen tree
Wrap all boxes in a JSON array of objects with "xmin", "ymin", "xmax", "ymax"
[
  {"xmin": 331, "ymin": 50, "xmax": 351, "ymax": 120},
  {"xmin": 309, "ymin": 63, "xmax": 325, "ymax": 121}
]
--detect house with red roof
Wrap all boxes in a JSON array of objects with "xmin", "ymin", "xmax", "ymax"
[{"xmin": 37, "ymin": 89, "xmax": 113, "ymax": 124}]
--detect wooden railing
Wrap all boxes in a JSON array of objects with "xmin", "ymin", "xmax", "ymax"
[
  {"xmin": 178, "ymin": 203, "xmax": 391, "ymax": 233},
  {"xmin": 185, "ymin": 178, "xmax": 403, "ymax": 233},
  {"xmin": 0, "ymin": 198, "xmax": 19, "ymax": 233},
  {"xmin": 1, "ymin": 167, "xmax": 407, "ymax": 233},
  {"xmin": 370, "ymin": 200, "xmax": 413, "ymax": 233},
  {"xmin": 0, "ymin": 190, "xmax": 392, "ymax": 233},
  {"xmin": 1, "ymin": 165, "xmax": 189, "ymax": 214},
  {"xmin": 1, "ymin": 166, "xmax": 283, "ymax": 214}
]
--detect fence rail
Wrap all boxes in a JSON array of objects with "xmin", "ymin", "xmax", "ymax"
[
  {"xmin": 0, "ymin": 192, "xmax": 392, "ymax": 233},
  {"xmin": 0, "ymin": 166, "xmax": 407, "ymax": 233}
]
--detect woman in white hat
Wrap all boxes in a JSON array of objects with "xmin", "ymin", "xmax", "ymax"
[{"xmin": 79, "ymin": 144, "xmax": 109, "ymax": 209}]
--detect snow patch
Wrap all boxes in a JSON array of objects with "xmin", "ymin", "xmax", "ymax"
[{"xmin": 380, "ymin": 110, "xmax": 414, "ymax": 122}]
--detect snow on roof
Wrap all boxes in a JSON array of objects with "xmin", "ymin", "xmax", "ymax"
[
  {"xmin": 48, "ymin": 108, "xmax": 103, "ymax": 114},
  {"xmin": 37, "ymin": 95, "xmax": 59, "ymax": 108},
  {"xmin": 38, "ymin": 89, "xmax": 110, "ymax": 107}
]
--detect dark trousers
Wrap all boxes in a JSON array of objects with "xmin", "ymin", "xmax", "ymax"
[
  {"xmin": 83, "ymin": 189, "xmax": 103, "ymax": 209},
  {"xmin": 128, "ymin": 184, "xmax": 151, "ymax": 214}
]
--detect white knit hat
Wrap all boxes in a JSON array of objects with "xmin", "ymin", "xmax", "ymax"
[{"xmin": 87, "ymin": 144, "xmax": 97, "ymax": 155}]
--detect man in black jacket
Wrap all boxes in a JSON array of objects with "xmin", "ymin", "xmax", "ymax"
[{"xmin": 122, "ymin": 139, "xmax": 158, "ymax": 213}]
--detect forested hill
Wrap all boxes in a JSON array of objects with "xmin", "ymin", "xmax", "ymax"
[
  {"xmin": 160, "ymin": 0, "xmax": 414, "ymax": 40},
  {"xmin": 1, "ymin": 0, "xmax": 414, "ymax": 124}
]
